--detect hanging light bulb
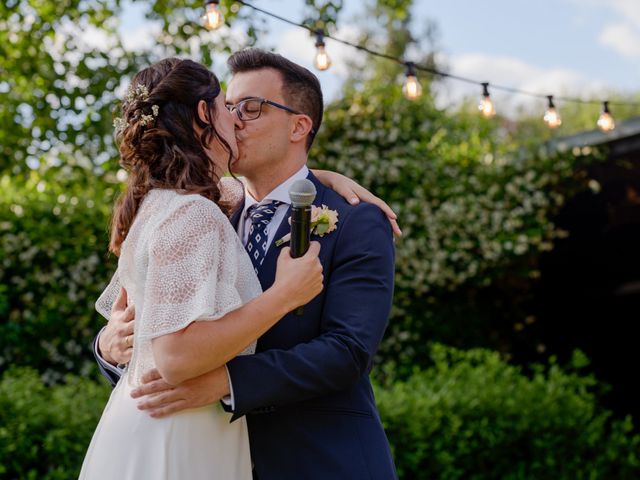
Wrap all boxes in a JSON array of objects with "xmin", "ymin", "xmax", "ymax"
[
  {"xmin": 478, "ymin": 82, "xmax": 496, "ymax": 118},
  {"xmin": 402, "ymin": 62, "xmax": 422, "ymax": 100},
  {"xmin": 202, "ymin": 0, "xmax": 224, "ymax": 31},
  {"xmin": 597, "ymin": 101, "xmax": 615, "ymax": 132},
  {"xmin": 543, "ymin": 95, "xmax": 562, "ymax": 128},
  {"xmin": 314, "ymin": 30, "xmax": 332, "ymax": 71}
]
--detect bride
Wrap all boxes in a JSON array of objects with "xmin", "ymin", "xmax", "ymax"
[{"xmin": 79, "ymin": 58, "xmax": 324, "ymax": 479}]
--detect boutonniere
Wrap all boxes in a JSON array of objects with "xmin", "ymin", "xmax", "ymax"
[{"xmin": 275, "ymin": 205, "xmax": 339, "ymax": 246}]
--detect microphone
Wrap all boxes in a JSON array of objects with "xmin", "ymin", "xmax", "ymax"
[{"xmin": 288, "ymin": 179, "xmax": 317, "ymax": 315}]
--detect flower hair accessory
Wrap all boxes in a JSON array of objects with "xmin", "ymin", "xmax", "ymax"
[
  {"xmin": 139, "ymin": 105, "xmax": 160, "ymax": 126},
  {"xmin": 275, "ymin": 205, "xmax": 339, "ymax": 246},
  {"xmin": 125, "ymin": 83, "xmax": 150, "ymax": 103},
  {"xmin": 112, "ymin": 83, "xmax": 160, "ymax": 134}
]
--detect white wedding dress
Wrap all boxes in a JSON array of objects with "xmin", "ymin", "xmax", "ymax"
[{"xmin": 79, "ymin": 188, "xmax": 262, "ymax": 480}]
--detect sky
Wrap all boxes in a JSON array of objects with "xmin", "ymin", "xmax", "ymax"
[{"xmin": 117, "ymin": 0, "xmax": 640, "ymax": 116}]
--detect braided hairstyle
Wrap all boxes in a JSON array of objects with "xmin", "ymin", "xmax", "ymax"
[{"xmin": 110, "ymin": 58, "xmax": 233, "ymax": 255}]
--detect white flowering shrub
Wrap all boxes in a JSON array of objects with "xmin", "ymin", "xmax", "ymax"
[
  {"xmin": 311, "ymin": 86, "xmax": 603, "ymax": 371},
  {"xmin": 0, "ymin": 161, "xmax": 119, "ymax": 381},
  {"xmin": 1, "ymin": 85, "xmax": 605, "ymax": 379}
]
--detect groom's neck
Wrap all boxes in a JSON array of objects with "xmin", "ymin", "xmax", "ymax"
[{"xmin": 245, "ymin": 161, "xmax": 306, "ymax": 201}]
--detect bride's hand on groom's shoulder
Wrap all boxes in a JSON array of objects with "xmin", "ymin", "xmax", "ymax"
[{"xmin": 130, "ymin": 367, "xmax": 230, "ymax": 418}]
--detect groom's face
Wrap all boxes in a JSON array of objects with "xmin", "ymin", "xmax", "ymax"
[{"xmin": 226, "ymin": 68, "xmax": 292, "ymax": 179}]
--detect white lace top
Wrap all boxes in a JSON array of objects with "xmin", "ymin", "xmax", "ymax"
[{"xmin": 96, "ymin": 187, "xmax": 262, "ymax": 386}]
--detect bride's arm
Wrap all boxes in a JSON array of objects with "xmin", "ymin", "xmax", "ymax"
[
  {"xmin": 311, "ymin": 169, "xmax": 402, "ymax": 236},
  {"xmin": 152, "ymin": 244, "xmax": 323, "ymax": 386},
  {"xmin": 153, "ymin": 281, "xmax": 286, "ymax": 386}
]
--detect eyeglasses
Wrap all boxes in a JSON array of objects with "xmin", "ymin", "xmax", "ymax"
[{"xmin": 226, "ymin": 97, "xmax": 317, "ymax": 136}]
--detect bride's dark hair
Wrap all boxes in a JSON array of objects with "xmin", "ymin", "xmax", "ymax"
[{"xmin": 109, "ymin": 58, "xmax": 233, "ymax": 255}]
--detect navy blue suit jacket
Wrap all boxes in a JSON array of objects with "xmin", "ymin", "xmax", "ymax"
[
  {"xmin": 94, "ymin": 172, "xmax": 397, "ymax": 479},
  {"xmin": 226, "ymin": 172, "xmax": 397, "ymax": 480}
]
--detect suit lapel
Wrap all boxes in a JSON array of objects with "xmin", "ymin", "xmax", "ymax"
[{"xmin": 256, "ymin": 172, "xmax": 327, "ymax": 290}]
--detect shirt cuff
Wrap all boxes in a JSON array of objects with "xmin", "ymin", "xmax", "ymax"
[
  {"xmin": 94, "ymin": 327, "xmax": 127, "ymax": 375},
  {"xmin": 221, "ymin": 365, "xmax": 235, "ymax": 410}
]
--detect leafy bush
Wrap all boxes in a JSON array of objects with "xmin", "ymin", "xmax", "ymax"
[
  {"xmin": 0, "ymin": 78, "xmax": 607, "ymax": 381},
  {"xmin": 2, "ymin": 348, "xmax": 638, "ymax": 480},
  {"xmin": 0, "ymin": 164, "xmax": 119, "ymax": 381},
  {"xmin": 0, "ymin": 88, "xmax": 606, "ymax": 380},
  {"xmin": 312, "ymin": 85, "xmax": 604, "ymax": 370},
  {"xmin": 0, "ymin": 367, "xmax": 110, "ymax": 480},
  {"xmin": 375, "ymin": 345, "xmax": 640, "ymax": 479}
]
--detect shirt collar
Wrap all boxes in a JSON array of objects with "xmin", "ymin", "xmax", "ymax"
[{"xmin": 242, "ymin": 165, "xmax": 309, "ymax": 217}]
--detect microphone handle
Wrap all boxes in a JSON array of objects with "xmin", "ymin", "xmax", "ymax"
[
  {"xmin": 290, "ymin": 205, "xmax": 312, "ymax": 315},
  {"xmin": 290, "ymin": 205, "xmax": 311, "ymax": 258}
]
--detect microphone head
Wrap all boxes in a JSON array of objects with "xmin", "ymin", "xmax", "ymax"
[{"xmin": 289, "ymin": 179, "xmax": 317, "ymax": 207}]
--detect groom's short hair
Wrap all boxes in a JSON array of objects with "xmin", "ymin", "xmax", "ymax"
[{"xmin": 227, "ymin": 48, "xmax": 323, "ymax": 151}]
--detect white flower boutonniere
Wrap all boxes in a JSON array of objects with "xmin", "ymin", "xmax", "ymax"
[{"xmin": 275, "ymin": 205, "xmax": 339, "ymax": 247}]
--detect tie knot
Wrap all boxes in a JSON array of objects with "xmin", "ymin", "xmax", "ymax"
[{"xmin": 246, "ymin": 201, "xmax": 284, "ymax": 226}]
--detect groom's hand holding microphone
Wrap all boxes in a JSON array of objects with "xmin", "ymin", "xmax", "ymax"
[{"xmin": 286, "ymin": 178, "xmax": 316, "ymax": 315}]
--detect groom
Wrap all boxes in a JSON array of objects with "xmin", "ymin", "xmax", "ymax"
[{"xmin": 94, "ymin": 49, "xmax": 397, "ymax": 479}]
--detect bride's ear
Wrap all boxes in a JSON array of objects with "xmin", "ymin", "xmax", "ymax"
[{"xmin": 197, "ymin": 100, "xmax": 211, "ymax": 124}]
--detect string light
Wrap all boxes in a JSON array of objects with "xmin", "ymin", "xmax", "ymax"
[
  {"xmin": 221, "ymin": 1, "xmax": 638, "ymax": 130},
  {"xmin": 479, "ymin": 83, "xmax": 496, "ymax": 118},
  {"xmin": 402, "ymin": 62, "xmax": 422, "ymax": 100},
  {"xmin": 202, "ymin": 0, "xmax": 224, "ymax": 31},
  {"xmin": 314, "ymin": 30, "xmax": 331, "ymax": 71},
  {"xmin": 597, "ymin": 101, "xmax": 615, "ymax": 132},
  {"xmin": 543, "ymin": 95, "xmax": 562, "ymax": 129}
]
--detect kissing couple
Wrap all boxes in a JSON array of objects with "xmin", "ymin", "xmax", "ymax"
[{"xmin": 80, "ymin": 48, "xmax": 399, "ymax": 480}]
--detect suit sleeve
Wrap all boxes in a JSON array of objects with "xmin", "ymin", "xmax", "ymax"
[
  {"xmin": 226, "ymin": 202, "xmax": 395, "ymax": 418},
  {"xmin": 92, "ymin": 327, "xmax": 124, "ymax": 387}
]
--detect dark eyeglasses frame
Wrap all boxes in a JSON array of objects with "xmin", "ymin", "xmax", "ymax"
[{"xmin": 226, "ymin": 97, "xmax": 317, "ymax": 137}]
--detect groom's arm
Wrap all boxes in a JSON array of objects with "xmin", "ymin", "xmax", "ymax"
[
  {"xmin": 93, "ymin": 328, "xmax": 125, "ymax": 387},
  {"xmin": 226, "ymin": 202, "xmax": 394, "ymax": 418},
  {"xmin": 92, "ymin": 294, "xmax": 135, "ymax": 388}
]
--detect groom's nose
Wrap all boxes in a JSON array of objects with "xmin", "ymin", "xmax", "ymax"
[{"xmin": 231, "ymin": 109, "xmax": 244, "ymax": 130}]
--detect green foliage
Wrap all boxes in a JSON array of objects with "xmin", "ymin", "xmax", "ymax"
[
  {"xmin": 311, "ymin": 83, "xmax": 604, "ymax": 370},
  {"xmin": 0, "ymin": 367, "xmax": 110, "ymax": 480},
  {"xmin": 2, "ymin": 350, "xmax": 638, "ymax": 480},
  {"xmin": 341, "ymin": 0, "xmax": 439, "ymax": 93},
  {"xmin": 0, "ymin": 0, "xmax": 138, "ymax": 175},
  {"xmin": 2, "ymin": 4, "xmax": 637, "ymax": 477},
  {"xmin": 302, "ymin": 0, "xmax": 343, "ymax": 32},
  {"xmin": 0, "ymin": 0, "xmax": 342, "ymax": 380},
  {"xmin": 147, "ymin": 0, "xmax": 265, "ymax": 61},
  {"xmin": 375, "ymin": 345, "xmax": 640, "ymax": 479},
  {"xmin": 0, "ymin": 0, "xmax": 270, "ymax": 176},
  {"xmin": 0, "ymin": 163, "xmax": 119, "ymax": 381}
]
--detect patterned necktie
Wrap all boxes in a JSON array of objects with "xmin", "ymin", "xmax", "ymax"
[{"xmin": 245, "ymin": 201, "xmax": 284, "ymax": 274}]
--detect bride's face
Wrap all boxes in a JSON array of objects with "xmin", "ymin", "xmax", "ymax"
[{"xmin": 198, "ymin": 92, "xmax": 239, "ymax": 178}]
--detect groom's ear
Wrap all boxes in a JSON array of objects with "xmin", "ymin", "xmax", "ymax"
[
  {"xmin": 197, "ymin": 99, "xmax": 211, "ymax": 125},
  {"xmin": 289, "ymin": 114, "xmax": 314, "ymax": 145}
]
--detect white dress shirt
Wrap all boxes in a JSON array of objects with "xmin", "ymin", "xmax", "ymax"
[
  {"xmin": 224, "ymin": 165, "xmax": 310, "ymax": 409},
  {"xmin": 238, "ymin": 165, "xmax": 310, "ymax": 249}
]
